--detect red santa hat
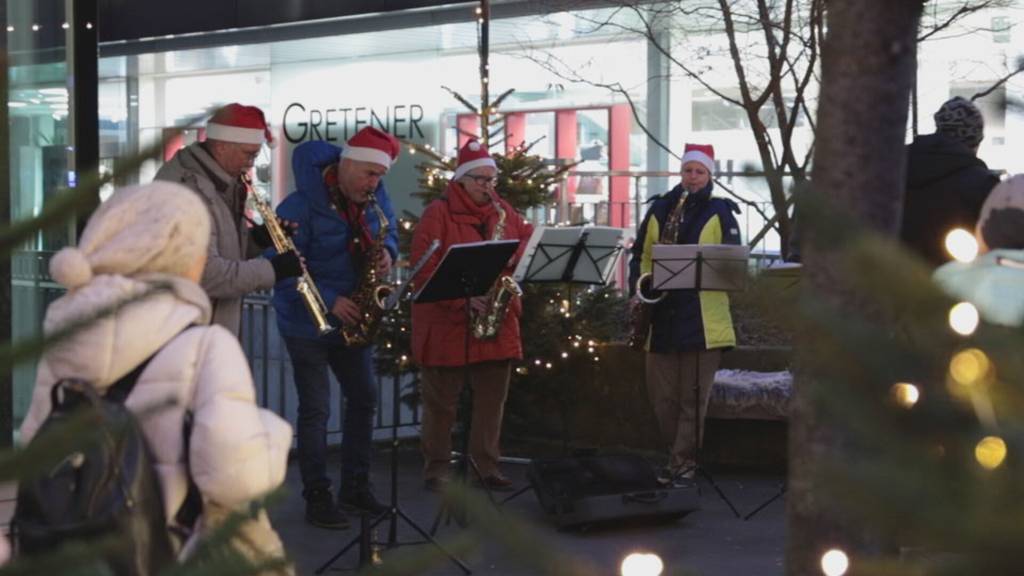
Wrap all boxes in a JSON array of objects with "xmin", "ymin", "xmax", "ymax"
[
  {"xmin": 681, "ymin": 143, "xmax": 715, "ymax": 174},
  {"xmin": 206, "ymin": 103, "xmax": 275, "ymax": 147},
  {"xmin": 340, "ymin": 127, "xmax": 400, "ymax": 169},
  {"xmin": 453, "ymin": 139, "xmax": 497, "ymax": 180}
]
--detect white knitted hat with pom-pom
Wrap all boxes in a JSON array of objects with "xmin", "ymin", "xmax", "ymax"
[{"xmin": 50, "ymin": 181, "xmax": 211, "ymax": 289}]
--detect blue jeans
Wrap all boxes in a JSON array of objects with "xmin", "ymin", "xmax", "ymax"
[{"xmin": 283, "ymin": 336, "xmax": 377, "ymax": 495}]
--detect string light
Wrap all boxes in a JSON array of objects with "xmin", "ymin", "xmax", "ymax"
[
  {"xmin": 948, "ymin": 301, "xmax": 980, "ymax": 336},
  {"xmin": 975, "ymin": 436, "xmax": 1007, "ymax": 470},
  {"xmin": 944, "ymin": 228, "xmax": 978, "ymax": 263},
  {"xmin": 620, "ymin": 552, "xmax": 664, "ymax": 576},
  {"xmin": 545, "ymin": 362, "xmax": 553, "ymax": 370},
  {"xmin": 820, "ymin": 549, "xmax": 849, "ymax": 576},
  {"xmin": 534, "ymin": 359, "xmax": 542, "ymax": 366},
  {"xmin": 561, "ymin": 352, "xmax": 569, "ymax": 359},
  {"xmin": 948, "ymin": 348, "xmax": 992, "ymax": 394},
  {"xmin": 889, "ymin": 382, "xmax": 920, "ymax": 408}
]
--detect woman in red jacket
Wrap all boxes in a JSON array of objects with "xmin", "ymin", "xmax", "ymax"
[{"xmin": 410, "ymin": 140, "xmax": 534, "ymax": 492}]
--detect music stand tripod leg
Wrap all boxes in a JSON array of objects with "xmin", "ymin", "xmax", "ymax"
[
  {"xmin": 430, "ymin": 285, "xmax": 496, "ymax": 535},
  {"xmin": 318, "ymin": 299, "xmax": 470, "ymax": 574},
  {"xmin": 687, "ymin": 349, "xmax": 741, "ymax": 519},
  {"xmin": 743, "ymin": 482, "xmax": 787, "ymax": 521}
]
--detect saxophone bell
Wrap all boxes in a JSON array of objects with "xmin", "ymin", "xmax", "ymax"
[{"xmin": 634, "ymin": 272, "xmax": 666, "ymax": 305}]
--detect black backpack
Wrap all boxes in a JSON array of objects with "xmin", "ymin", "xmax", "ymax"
[{"xmin": 14, "ymin": 336, "xmax": 202, "ymax": 575}]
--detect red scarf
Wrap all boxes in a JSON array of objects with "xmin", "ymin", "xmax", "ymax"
[
  {"xmin": 323, "ymin": 165, "xmax": 374, "ymax": 255},
  {"xmin": 446, "ymin": 181, "xmax": 499, "ymax": 240}
]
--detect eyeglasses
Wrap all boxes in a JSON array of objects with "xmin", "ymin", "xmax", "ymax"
[{"xmin": 466, "ymin": 175, "xmax": 497, "ymax": 187}]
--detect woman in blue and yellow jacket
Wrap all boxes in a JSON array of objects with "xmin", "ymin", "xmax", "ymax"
[{"xmin": 628, "ymin": 143, "xmax": 741, "ymax": 484}]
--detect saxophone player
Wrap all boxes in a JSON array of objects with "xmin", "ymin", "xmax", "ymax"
[
  {"xmin": 411, "ymin": 140, "xmax": 534, "ymax": 493},
  {"xmin": 271, "ymin": 127, "xmax": 399, "ymax": 529},
  {"xmin": 627, "ymin": 143, "xmax": 741, "ymax": 487},
  {"xmin": 155, "ymin": 103, "xmax": 304, "ymax": 337}
]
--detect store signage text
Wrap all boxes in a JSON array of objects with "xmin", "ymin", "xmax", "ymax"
[{"xmin": 282, "ymin": 102, "xmax": 425, "ymax": 143}]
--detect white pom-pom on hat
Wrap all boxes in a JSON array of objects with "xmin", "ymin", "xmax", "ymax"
[
  {"xmin": 50, "ymin": 247, "xmax": 93, "ymax": 289},
  {"xmin": 453, "ymin": 139, "xmax": 496, "ymax": 180}
]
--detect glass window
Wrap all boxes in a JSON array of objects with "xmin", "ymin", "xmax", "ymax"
[
  {"xmin": 576, "ymin": 108, "xmax": 608, "ymax": 197},
  {"xmin": 6, "ymin": 0, "xmax": 78, "ymax": 439}
]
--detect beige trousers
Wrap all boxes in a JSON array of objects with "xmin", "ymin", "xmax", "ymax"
[
  {"xmin": 645, "ymin": 349, "xmax": 722, "ymax": 473},
  {"xmin": 420, "ymin": 360, "xmax": 511, "ymax": 480}
]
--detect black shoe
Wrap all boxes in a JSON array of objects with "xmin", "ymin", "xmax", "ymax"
[
  {"xmin": 339, "ymin": 486, "xmax": 389, "ymax": 516},
  {"xmin": 304, "ymin": 487, "xmax": 350, "ymax": 530}
]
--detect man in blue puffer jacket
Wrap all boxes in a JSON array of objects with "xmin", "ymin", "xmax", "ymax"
[{"xmin": 272, "ymin": 127, "xmax": 399, "ymax": 529}]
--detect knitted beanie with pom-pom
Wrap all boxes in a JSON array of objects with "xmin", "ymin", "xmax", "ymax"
[{"xmin": 49, "ymin": 181, "xmax": 211, "ymax": 289}]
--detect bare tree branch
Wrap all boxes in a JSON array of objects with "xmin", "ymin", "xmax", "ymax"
[
  {"xmin": 917, "ymin": 0, "xmax": 1002, "ymax": 42},
  {"xmin": 971, "ymin": 59, "xmax": 1024, "ymax": 101}
]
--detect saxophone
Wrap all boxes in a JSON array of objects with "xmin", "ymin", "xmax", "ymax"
[
  {"xmin": 471, "ymin": 191, "xmax": 524, "ymax": 340},
  {"xmin": 245, "ymin": 174, "xmax": 333, "ymax": 336},
  {"xmin": 340, "ymin": 197, "xmax": 395, "ymax": 347},
  {"xmin": 627, "ymin": 189, "xmax": 688, "ymax": 350}
]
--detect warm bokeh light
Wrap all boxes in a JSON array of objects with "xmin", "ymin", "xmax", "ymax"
[
  {"xmin": 945, "ymin": 228, "xmax": 978, "ymax": 263},
  {"xmin": 890, "ymin": 382, "xmax": 920, "ymax": 408},
  {"xmin": 620, "ymin": 553, "xmax": 664, "ymax": 576},
  {"xmin": 948, "ymin": 301, "xmax": 980, "ymax": 336},
  {"xmin": 948, "ymin": 348, "xmax": 992, "ymax": 390},
  {"xmin": 975, "ymin": 436, "xmax": 1007, "ymax": 470},
  {"xmin": 820, "ymin": 549, "xmax": 849, "ymax": 576}
]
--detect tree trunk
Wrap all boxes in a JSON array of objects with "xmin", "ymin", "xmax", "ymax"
[{"xmin": 787, "ymin": 0, "xmax": 922, "ymax": 574}]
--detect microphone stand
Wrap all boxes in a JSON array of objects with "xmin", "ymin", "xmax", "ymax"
[{"xmin": 316, "ymin": 240, "xmax": 469, "ymax": 575}]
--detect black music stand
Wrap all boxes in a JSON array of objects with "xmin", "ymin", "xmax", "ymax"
[
  {"xmin": 314, "ymin": 242, "xmax": 473, "ymax": 575},
  {"xmin": 496, "ymin": 226, "xmax": 624, "ymax": 506},
  {"xmin": 649, "ymin": 243, "xmax": 748, "ymax": 519},
  {"xmin": 414, "ymin": 240, "xmax": 520, "ymax": 541}
]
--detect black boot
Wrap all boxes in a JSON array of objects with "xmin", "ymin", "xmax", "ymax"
[
  {"xmin": 304, "ymin": 487, "xmax": 350, "ymax": 529},
  {"xmin": 339, "ymin": 480, "xmax": 389, "ymax": 516}
]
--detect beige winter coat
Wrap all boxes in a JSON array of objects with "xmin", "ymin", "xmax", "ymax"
[
  {"xmin": 20, "ymin": 274, "xmax": 292, "ymax": 534},
  {"xmin": 154, "ymin": 143, "xmax": 276, "ymax": 336}
]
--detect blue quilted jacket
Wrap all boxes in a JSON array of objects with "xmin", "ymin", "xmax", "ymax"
[{"xmin": 270, "ymin": 140, "xmax": 398, "ymax": 340}]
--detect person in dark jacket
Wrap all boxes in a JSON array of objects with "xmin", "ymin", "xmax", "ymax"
[
  {"xmin": 272, "ymin": 128, "xmax": 399, "ymax": 529},
  {"xmin": 901, "ymin": 96, "xmax": 999, "ymax": 267},
  {"xmin": 628, "ymin": 143, "xmax": 741, "ymax": 485}
]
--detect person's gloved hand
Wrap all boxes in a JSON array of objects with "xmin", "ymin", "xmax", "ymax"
[
  {"xmin": 251, "ymin": 224, "xmax": 273, "ymax": 249},
  {"xmin": 251, "ymin": 219, "xmax": 298, "ymax": 249},
  {"xmin": 271, "ymin": 250, "xmax": 303, "ymax": 281}
]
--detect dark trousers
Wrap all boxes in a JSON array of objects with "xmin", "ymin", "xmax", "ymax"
[{"xmin": 283, "ymin": 335, "xmax": 377, "ymax": 496}]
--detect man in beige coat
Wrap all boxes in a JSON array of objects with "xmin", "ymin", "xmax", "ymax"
[{"xmin": 155, "ymin": 103, "xmax": 302, "ymax": 336}]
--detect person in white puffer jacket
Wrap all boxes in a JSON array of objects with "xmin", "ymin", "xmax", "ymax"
[{"xmin": 18, "ymin": 181, "xmax": 293, "ymax": 571}]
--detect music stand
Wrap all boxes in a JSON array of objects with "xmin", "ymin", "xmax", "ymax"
[
  {"xmin": 497, "ymin": 227, "xmax": 624, "ymax": 506},
  {"xmin": 314, "ymin": 241, "xmax": 473, "ymax": 575},
  {"xmin": 650, "ymin": 243, "xmax": 748, "ymax": 519},
  {"xmin": 414, "ymin": 240, "xmax": 520, "ymax": 540}
]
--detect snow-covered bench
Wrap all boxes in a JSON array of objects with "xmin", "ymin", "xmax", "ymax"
[{"xmin": 707, "ymin": 369, "xmax": 793, "ymax": 422}]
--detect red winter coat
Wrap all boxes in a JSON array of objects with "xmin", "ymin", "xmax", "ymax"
[{"xmin": 411, "ymin": 181, "xmax": 534, "ymax": 367}]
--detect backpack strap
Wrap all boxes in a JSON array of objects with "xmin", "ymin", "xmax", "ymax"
[
  {"xmin": 174, "ymin": 410, "xmax": 203, "ymax": 535},
  {"xmin": 98, "ymin": 325, "xmax": 205, "ymax": 537},
  {"xmin": 104, "ymin": 324, "xmax": 197, "ymax": 404}
]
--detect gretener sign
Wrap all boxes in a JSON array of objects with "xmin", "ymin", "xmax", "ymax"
[{"xmin": 282, "ymin": 102, "xmax": 426, "ymax": 143}]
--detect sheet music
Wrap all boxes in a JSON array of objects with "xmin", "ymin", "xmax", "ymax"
[
  {"xmin": 513, "ymin": 226, "xmax": 624, "ymax": 284},
  {"xmin": 651, "ymin": 243, "xmax": 750, "ymax": 292}
]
